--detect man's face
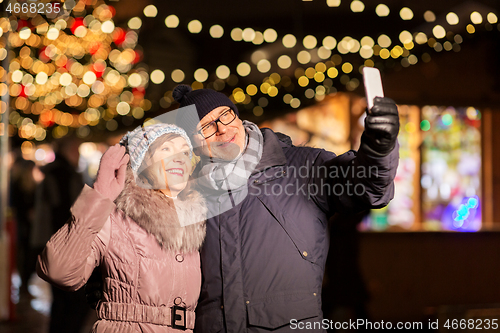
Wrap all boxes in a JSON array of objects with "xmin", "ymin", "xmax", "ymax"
[{"xmin": 193, "ymin": 106, "xmax": 245, "ymax": 160}]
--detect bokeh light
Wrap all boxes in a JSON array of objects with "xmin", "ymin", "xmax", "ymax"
[
  {"xmin": 128, "ymin": 17, "xmax": 142, "ymax": 30},
  {"xmin": 424, "ymin": 10, "xmax": 436, "ymax": 22},
  {"xmin": 433, "ymin": 25, "xmax": 446, "ymax": 39},
  {"xmin": 257, "ymin": 59, "xmax": 271, "ymax": 73},
  {"xmin": 297, "ymin": 50, "xmax": 311, "ymax": 64},
  {"xmin": 236, "ymin": 62, "xmax": 251, "ymax": 76},
  {"xmin": 151, "ymin": 69, "xmax": 165, "ymax": 84},
  {"xmin": 282, "ymin": 34, "xmax": 297, "ymax": 48},
  {"xmin": 470, "ymin": 12, "xmax": 483, "ymax": 24},
  {"xmin": 263, "ymin": 28, "xmax": 277, "ymax": 43},
  {"xmin": 194, "ymin": 68, "xmax": 209, "ymax": 82},
  {"xmin": 350, "ymin": 1, "xmax": 365, "ymax": 13},
  {"xmin": 242, "ymin": 28, "xmax": 256, "ymax": 42},
  {"xmin": 143, "ymin": 5, "xmax": 157, "ymax": 17},
  {"xmin": 323, "ymin": 36, "xmax": 337, "ymax": 50},
  {"xmin": 171, "ymin": 69, "xmax": 185, "ymax": 83},
  {"xmin": 216, "ymin": 65, "xmax": 230, "ymax": 79},
  {"xmin": 231, "ymin": 28, "xmax": 243, "ymax": 41},
  {"xmin": 303, "ymin": 35, "xmax": 317, "ymax": 49},
  {"xmin": 165, "ymin": 15, "xmax": 180, "ymax": 28},
  {"xmin": 188, "ymin": 20, "xmax": 202, "ymax": 33},
  {"xmin": 376, "ymin": 4, "xmax": 390, "ymax": 17},
  {"xmin": 400, "ymin": 7, "xmax": 414, "ymax": 20},
  {"xmin": 210, "ymin": 25, "xmax": 224, "ymax": 38},
  {"xmin": 277, "ymin": 55, "xmax": 292, "ymax": 69},
  {"xmin": 378, "ymin": 34, "xmax": 392, "ymax": 48},
  {"xmin": 446, "ymin": 12, "xmax": 459, "ymax": 25},
  {"xmin": 326, "ymin": 0, "xmax": 341, "ymax": 7}
]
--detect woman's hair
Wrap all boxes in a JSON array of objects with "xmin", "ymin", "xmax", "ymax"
[{"xmin": 136, "ymin": 133, "xmax": 197, "ymax": 201}]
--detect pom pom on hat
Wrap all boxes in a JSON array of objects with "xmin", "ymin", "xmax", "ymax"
[{"xmin": 172, "ymin": 84, "xmax": 192, "ymax": 104}]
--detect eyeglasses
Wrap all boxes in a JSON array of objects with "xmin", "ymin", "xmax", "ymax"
[{"xmin": 196, "ymin": 109, "xmax": 236, "ymax": 139}]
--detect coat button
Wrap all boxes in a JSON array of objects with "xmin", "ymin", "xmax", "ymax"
[
  {"xmin": 175, "ymin": 254, "xmax": 184, "ymax": 262},
  {"xmin": 302, "ymin": 251, "xmax": 308, "ymax": 257},
  {"xmin": 221, "ymin": 305, "xmax": 224, "ymax": 309},
  {"xmin": 246, "ymin": 301, "xmax": 250, "ymax": 304}
]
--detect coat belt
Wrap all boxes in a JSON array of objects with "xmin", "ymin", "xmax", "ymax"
[{"xmin": 97, "ymin": 301, "xmax": 196, "ymax": 329}]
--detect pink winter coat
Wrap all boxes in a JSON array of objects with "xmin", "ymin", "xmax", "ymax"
[{"xmin": 37, "ymin": 170, "xmax": 207, "ymax": 332}]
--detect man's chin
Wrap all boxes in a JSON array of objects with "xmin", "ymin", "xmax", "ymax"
[{"xmin": 210, "ymin": 142, "xmax": 241, "ymax": 161}]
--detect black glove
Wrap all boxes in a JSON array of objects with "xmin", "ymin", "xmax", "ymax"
[
  {"xmin": 85, "ymin": 268, "xmax": 103, "ymax": 310},
  {"xmin": 360, "ymin": 96, "xmax": 400, "ymax": 156}
]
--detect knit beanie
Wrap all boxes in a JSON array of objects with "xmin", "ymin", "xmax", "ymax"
[
  {"xmin": 173, "ymin": 85, "xmax": 238, "ymax": 138},
  {"xmin": 120, "ymin": 123, "xmax": 193, "ymax": 174}
]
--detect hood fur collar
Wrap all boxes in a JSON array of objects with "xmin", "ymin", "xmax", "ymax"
[{"xmin": 114, "ymin": 168, "xmax": 207, "ymax": 252}]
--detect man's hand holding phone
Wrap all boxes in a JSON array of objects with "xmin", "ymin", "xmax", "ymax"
[{"xmin": 361, "ymin": 68, "xmax": 400, "ymax": 156}]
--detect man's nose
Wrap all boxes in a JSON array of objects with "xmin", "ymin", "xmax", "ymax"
[{"xmin": 217, "ymin": 121, "xmax": 228, "ymax": 134}]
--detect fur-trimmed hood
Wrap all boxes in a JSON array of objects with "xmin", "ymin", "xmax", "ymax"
[{"xmin": 114, "ymin": 168, "xmax": 207, "ymax": 252}]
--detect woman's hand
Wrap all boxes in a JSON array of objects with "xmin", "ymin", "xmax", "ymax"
[{"xmin": 94, "ymin": 144, "xmax": 129, "ymax": 201}]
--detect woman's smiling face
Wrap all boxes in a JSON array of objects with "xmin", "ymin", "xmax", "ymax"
[{"xmin": 140, "ymin": 135, "xmax": 192, "ymax": 197}]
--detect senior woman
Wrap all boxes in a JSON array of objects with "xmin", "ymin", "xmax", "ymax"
[{"xmin": 37, "ymin": 123, "xmax": 207, "ymax": 332}]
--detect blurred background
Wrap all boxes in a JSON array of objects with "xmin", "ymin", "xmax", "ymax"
[{"xmin": 1, "ymin": 0, "xmax": 500, "ymax": 331}]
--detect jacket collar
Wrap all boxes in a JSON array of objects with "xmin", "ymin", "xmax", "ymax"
[
  {"xmin": 114, "ymin": 168, "xmax": 207, "ymax": 252},
  {"xmin": 254, "ymin": 128, "xmax": 288, "ymax": 173}
]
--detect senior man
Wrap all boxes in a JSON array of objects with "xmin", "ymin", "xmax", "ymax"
[{"xmin": 170, "ymin": 84, "xmax": 399, "ymax": 332}]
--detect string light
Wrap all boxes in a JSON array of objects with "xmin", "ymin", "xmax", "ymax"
[
  {"xmin": 4, "ymin": 1, "xmax": 492, "ymax": 143},
  {"xmin": 446, "ymin": 12, "xmax": 459, "ymax": 25},
  {"xmin": 350, "ymin": 1, "xmax": 365, "ymax": 13},
  {"xmin": 282, "ymin": 34, "xmax": 297, "ymax": 48},
  {"xmin": 432, "ymin": 25, "xmax": 446, "ymax": 39},
  {"xmin": 263, "ymin": 29, "xmax": 278, "ymax": 43},
  {"xmin": 171, "ymin": 69, "xmax": 184, "ymax": 83},
  {"xmin": 231, "ymin": 28, "xmax": 243, "ymax": 41},
  {"xmin": 143, "ymin": 5, "xmax": 158, "ymax": 18},
  {"xmin": 470, "ymin": 12, "xmax": 483, "ymax": 24},
  {"xmin": 303, "ymin": 35, "xmax": 317, "ymax": 49},
  {"xmin": 236, "ymin": 63, "xmax": 252, "ymax": 77},
  {"xmin": 216, "ymin": 65, "xmax": 230, "ymax": 80},
  {"xmin": 424, "ymin": 10, "xmax": 436, "ymax": 22},
  {"xmin": 378, "ymin": 34, "xmax": 392, "ymax": 48},
  {"xmin": 400, "ymin": 7, "xmax": 414, "ymax": 20},
  {"xmin": 487, "ymin": 13, "xmax": 498, "ymax": 24},
  {"xmin": 277, "ymin": 55, "xmax": 292, "ymax": 71},
  {"xmin": 165, "ymin": 15, "xmax": 179, "ymax": 28},
  {"xmin": 326, "ymin": 0, "xmax": 341, "ymax": 7},
  {"xmin": 210, "ymin": 25, "xmax": 224, "ymax": 38},
  {"xmin": 187, "ymin": 20, "xmax": 202, "ymax": 33},
  {"xmin": 194, "ymin": 68, "xmax": 209, "ymax": 82},
  {"xmin": 376, "ymin": 4, "xmax": 390, "ymax": 17},
  {"xmin": 128, "ymin": 17, "xmax": 142, "ymax": 30}
]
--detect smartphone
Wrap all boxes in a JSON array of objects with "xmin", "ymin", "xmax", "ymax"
[{"xmin": 363, "ymin": 67, "xmax": 384, "ymax": 111}]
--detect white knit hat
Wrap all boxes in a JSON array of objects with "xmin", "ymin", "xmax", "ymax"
[{"xmin": 120, "ymin": 123, "xmax": 193, "ymax": 174}]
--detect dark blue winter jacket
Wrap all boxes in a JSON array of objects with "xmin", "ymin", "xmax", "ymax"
[{"xmin": 195, "ymin": 128, "xmax": 399, "ymax": 332}]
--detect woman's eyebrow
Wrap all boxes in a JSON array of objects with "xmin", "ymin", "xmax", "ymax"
[{"xmin": 160, "ymin": 142, "xmax": 172, "ymax": 148}]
